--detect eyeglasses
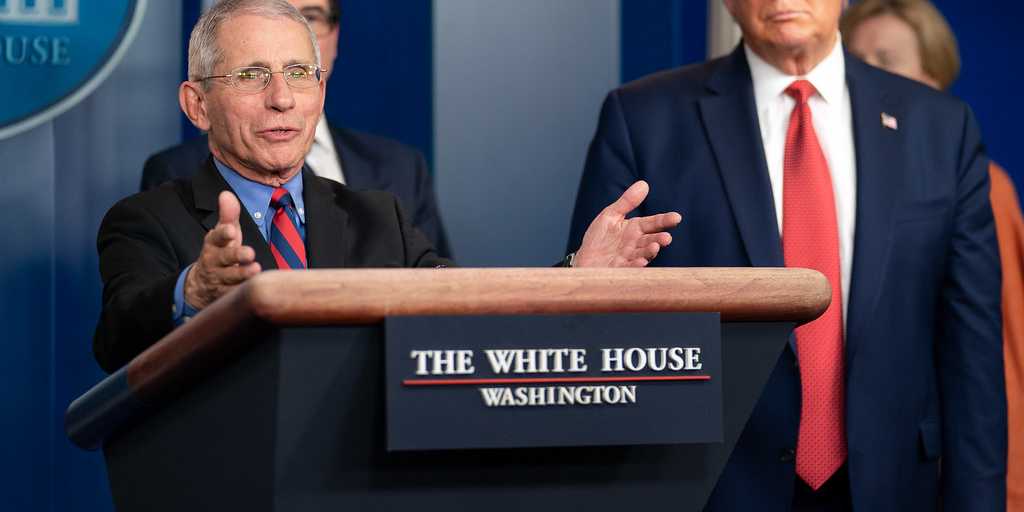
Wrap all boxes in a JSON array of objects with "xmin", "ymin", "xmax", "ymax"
[{"xmin": 197, "ymin": 64, "xmax": 324, "ymax": 92}]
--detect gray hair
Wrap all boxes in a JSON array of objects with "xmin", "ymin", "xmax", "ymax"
[{"xmin": 187, "ymin": 0, "xmax": 321, "ymax": 85}]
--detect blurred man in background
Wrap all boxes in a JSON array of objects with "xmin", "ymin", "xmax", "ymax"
[
  {"xmin": 570, "ymin": 0, "xmax": 1005, "ymax": 509},
  {"xmin": 141, "ymin": 0, "xmax": 453, "ymax": 257}
]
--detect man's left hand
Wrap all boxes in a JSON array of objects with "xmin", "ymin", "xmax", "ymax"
[{"xmin": 573, "ymin": 180, "xmax": 681, "ymax": 267}]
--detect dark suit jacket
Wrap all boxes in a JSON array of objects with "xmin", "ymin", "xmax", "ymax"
[
  {"xmin": 95, "ymin": 159, "xmax": 448, "ymax": 373},
  {"xmin": 569, "ymin": 47, "xmax": 1006, "ymax": 511},
  {"xmin": 140, "ymin": 125, "xmax": 452, "ymax": 258}
]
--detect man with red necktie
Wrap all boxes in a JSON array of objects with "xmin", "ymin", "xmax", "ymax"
[
  {"xmin": 141, "ymin": 0, "xmax": 456, "ymax": 260},
  {"xmin": 93, "ymin": 0, "xmax": 682, "ymax": 374},
  {"xmin": 568, "ymin": 1, "xmax": 1005, "ymax": 510}
]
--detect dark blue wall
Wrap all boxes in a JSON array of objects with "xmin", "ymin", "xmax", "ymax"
[
  {"xmin": 933, "ymin": 0, "xmax": 1024, "ymax": 193},
  {"xmin": 325, "ymin": 1, "xmax": 434, "ymax": 166},
  {"xmin": 0, "ymin": 2, "xmax": 436, "ymax": 512},
  {"xmin": 621, "ymin": 0, "xmax": 707, "ymax": 83},
  {"xmin": 181, "ymin": 0, "xmax": 202, "ymax": 141},
  {"xmin": 2, "ymin": 2, "xmax": 184, "ymax": 510},
  {"xmin": 2, "ymin": 126, "xmax": 56, "ymax": 512}
]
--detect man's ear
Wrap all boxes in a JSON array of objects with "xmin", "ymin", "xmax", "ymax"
[
  {"xmin": 722, "ymin": 0, "xmax": 737, "ymax": 18},
  {"xmin": 179, "ymin": 81, "xmax": 211, "ymax": 131}
]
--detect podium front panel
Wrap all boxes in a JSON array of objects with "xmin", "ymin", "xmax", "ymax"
[{"xmin": 105, "ymin": 321, "xmax": 793, "ymax": 512}]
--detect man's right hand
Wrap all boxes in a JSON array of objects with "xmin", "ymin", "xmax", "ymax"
[{"xmin": 184, "ymin": 191, "xmax": 261, "ymax": 310}]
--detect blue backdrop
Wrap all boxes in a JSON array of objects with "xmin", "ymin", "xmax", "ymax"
[
  {"xmin": 932, "ymin": 0, "xmax": 1024, "ymax": 192},
  {"xmin": 1, "ymin": 3, "xmax": 436, "ymax": 511},
  {"xmin": 621, "ymin": 0, "xmax": 707, "ymax": 83},
  {"xmin": 1, "ymin": 2, "xmax": 1020, "ymax": 511},
  {"xmin": 326, "ymin": 1, "xmax": 433, "ymax": 166}
]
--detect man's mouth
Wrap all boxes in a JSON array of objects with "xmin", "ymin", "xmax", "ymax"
[
  {"xmin": 766, "ymin": 10, "xmax": 807, "ymax": 22},
  {"xmin": 258, "ymin": 127, "xmax": 300, "ymax": 141}
]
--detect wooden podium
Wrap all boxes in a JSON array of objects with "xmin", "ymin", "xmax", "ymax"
[{"xmin": 66, "ymin": 268, "xmax": 828, "ymax": 511}]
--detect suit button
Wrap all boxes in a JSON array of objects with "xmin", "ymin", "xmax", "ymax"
[{"xmin": 780, "ymin": 448, "xmax": 795, "ymax": 463}]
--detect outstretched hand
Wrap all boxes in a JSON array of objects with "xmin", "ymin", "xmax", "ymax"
[
  {"xmin": 573, "ymin": 181, "xmax": 681, "ymax": 267},
  {"xmin": 184, "ymin": 191, "xmax": 262, "ymax": 309}
]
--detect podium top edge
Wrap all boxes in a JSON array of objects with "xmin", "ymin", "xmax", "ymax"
[{"xmin": 240, "ymin": 267, "xmax": 831, "ymax": 325}]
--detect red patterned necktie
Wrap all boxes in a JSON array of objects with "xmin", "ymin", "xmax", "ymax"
[
  {"xmin": 269, "ymin": 188, "xmax": 307, "ymax": 269},
  {"xmin": 783, "ymin": 79, "xmax": 846, "ymax": 490}
]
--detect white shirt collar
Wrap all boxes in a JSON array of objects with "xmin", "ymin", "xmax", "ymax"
[
  {"xmin": 314, "ymin": 114, "xmax": 334, "ymax": 151},
  {"xmin": 744, "ymin": 34, "xmax": 846, "ymax": 105}
]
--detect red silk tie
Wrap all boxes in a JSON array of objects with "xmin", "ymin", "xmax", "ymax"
[
  {"xmin": 269, "ymin": 188, "xmax": 307, "ymax": 269},
  {"xmin": 783, "ymin": 80, "xmax": 846, "ymax": 490}
]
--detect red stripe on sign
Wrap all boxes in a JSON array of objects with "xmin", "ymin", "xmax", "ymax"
[{"xmin": 402, "ymin": 375, "xmax": 711, "ymax": 386}]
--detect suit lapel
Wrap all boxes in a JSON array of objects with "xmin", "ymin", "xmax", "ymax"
[
  {"xmin": 302, "ymin": 169, "xmax": 348, "ymax": 268},
  {"xmin": 331, "ymin": 125, "xmax": 391, "ymax": 191},
  {"xmin": 698, "ymin": 46, "xmax": 783, "ymax": 268},
  {"xmin": 191, "ymin": 158, "xmax": 278, "ymax": 271},
  {"xmin": 844, "ymin": 57, "xmax": 903, "ymax": 363}
]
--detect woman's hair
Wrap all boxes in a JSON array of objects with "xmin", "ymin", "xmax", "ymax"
[{"xmin": 840, "ymin": 0, "xmax": 960, "ymax": 90}]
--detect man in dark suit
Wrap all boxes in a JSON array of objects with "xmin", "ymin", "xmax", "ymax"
[
  {"xmin": 140, "ymin": 0, "xmax": 452, "ymax": 258},
  {"xmin": 96, "ymin": 0, "xmax": 680, "ymax": 374},
  {"xmin": 142, "ymin": 129, "xmax": 452, "ymax": 258},
  {"xmin": 569, "ymin": 0, "xmax": 1005, "ymax": 510}
]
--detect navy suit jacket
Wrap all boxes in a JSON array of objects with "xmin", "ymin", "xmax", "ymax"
[
  {"xmin": 569, "ymin": 47, "xmax": 1006, "ymax": 511},
  {"xmin": 141, "ymin": 124, "xmax": 452, "ymax": 258}
]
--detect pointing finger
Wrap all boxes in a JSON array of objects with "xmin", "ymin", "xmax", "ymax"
[
  {"xmin": 217, "ymin": 191, "xmax": 242, "ymax": 227},
  {"xmin": 206, "ymin": 223, "xmax": 239, "ymax": 248},
  {"xmin": 628, "ymin": 256, "xmax": 651, "ymax": 268},
  {"xmin": 235, "ymin": 245, "xmax": 256, "ymax": 265},
  {"xmin": 636, "ymin": 232, "xmax": 672, "ymax": 249},
  {"xmin": 638, "ymin": 242, "xmax": 662, "ymax": 261},
  {"xmin": 637, "ymin": 211, "xmax": 682, "ymax": 233},
  {"xmin": 217, "ymin": 261, "xmax": 262, "ymax": 284},
  {"xmin": 214, "ymin": 243, "xmax": 255, "ymax": 267},
  {"xmin": 604, "ymin": 180, "xmax": 649, "ymax": 217}
]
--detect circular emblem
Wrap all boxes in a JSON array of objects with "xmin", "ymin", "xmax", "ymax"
[{"xmin": 0, "ymin": 0, "xmax": 147, "ymax": 140}]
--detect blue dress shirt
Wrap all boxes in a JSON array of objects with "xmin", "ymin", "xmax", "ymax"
[{"xmin": 172, "ymin": 159, "xmax": 307, "ymax": 324}]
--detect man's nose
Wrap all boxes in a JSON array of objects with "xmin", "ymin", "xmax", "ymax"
[{"xmin": 265, "ymin": 72, "xmax": 295, "ymax": 111}]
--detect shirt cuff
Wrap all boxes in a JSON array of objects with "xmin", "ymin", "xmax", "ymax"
[{"xmin": 172, "ymin": 264, "xmax": 200, "ymax": 326}]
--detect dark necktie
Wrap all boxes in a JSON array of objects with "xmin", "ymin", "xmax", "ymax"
[
  {"xmin": 269, "ymin": 188, "xmax": 307, "ymax": 269},
  {"xmin": 783, "ymin": 79, "xmax": 846, "ymax": 490}
]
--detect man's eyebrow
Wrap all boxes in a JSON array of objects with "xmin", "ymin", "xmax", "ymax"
[
  {"xmin": 239, "ymin": 60, "xmax": 272, "ymax": 68},
  {"xmin": 232, "ymin": 60, "xmax": 313, "ymax": 70},
  {"xmin": 299, "ymin": 6, "xmax": 329, "ymax": 17}
]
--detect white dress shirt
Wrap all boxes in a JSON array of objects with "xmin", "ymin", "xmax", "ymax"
[
  {"xmin": 745, "ymin": 36, "xmax": 856, "ymax": 326},
  {"xmin": 304, "ymin": 115, "xmax": 346, "ymax": 184}
]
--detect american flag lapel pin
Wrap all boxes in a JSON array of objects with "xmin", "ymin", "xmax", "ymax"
[{"xmin": 881, "ymin": 112, "xmax": 898, "ymax": 130}]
